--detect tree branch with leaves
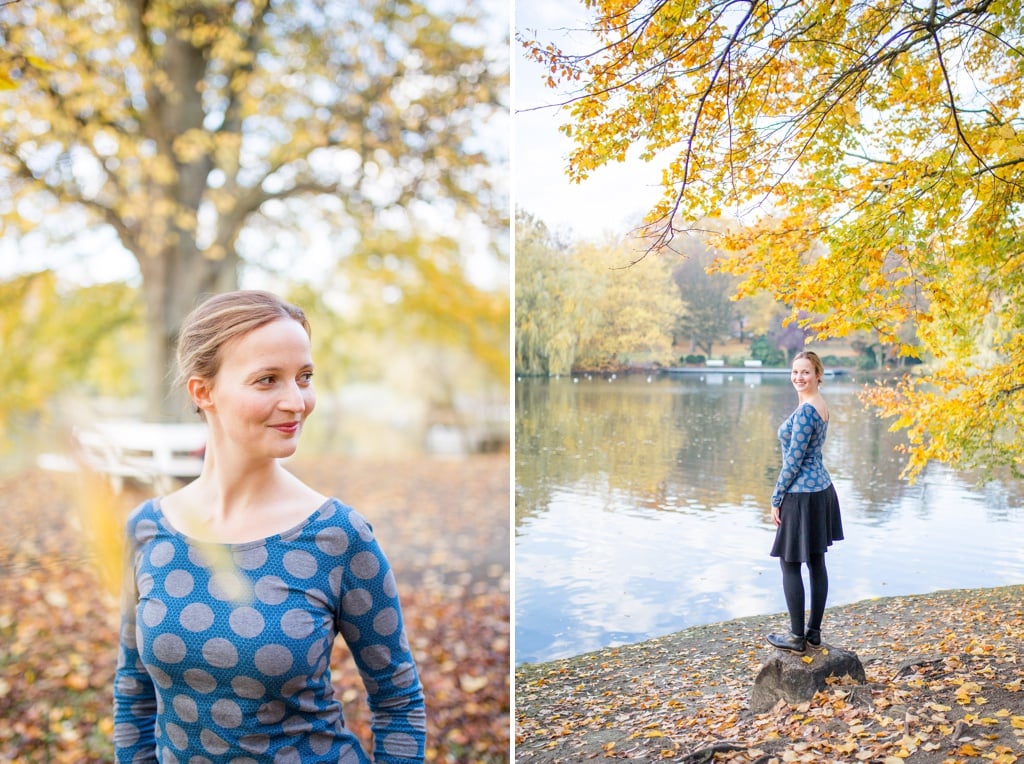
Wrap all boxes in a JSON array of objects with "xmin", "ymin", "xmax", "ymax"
[{"xmin": 521, "ymin": 0, "xmax": 1024, "ymax": 478}]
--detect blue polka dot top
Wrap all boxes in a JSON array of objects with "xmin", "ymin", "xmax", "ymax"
[
  {"xmin": 113, "ymin": 498, "xmax": 426, "ymax": 763},
  {"xmin": 770, "ymin": 402, "xmax": 832, "ymax": 508}
]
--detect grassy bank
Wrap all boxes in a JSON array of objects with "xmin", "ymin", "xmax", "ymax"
[{"xmin": 516, "ymin": 587, "xmax": 1024, "ymax": 762}]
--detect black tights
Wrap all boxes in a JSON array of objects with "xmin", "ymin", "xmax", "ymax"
[{"xmin": 780, "ymin": 554, "xmax": 828, "ymax": 636}]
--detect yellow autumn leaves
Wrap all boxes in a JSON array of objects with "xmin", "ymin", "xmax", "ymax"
[{"xmin": 525, "ymin": 0, "xmax": 1024, "ymax": 479}]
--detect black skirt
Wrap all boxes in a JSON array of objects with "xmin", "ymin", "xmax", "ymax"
[{"xmin": 770, "ymin": 483, "xmax": 844, "ymax": 562}]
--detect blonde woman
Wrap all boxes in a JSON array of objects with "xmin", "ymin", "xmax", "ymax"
[
  {"xmin": 114, "ymin": 290, "xmax": 425, "ymax": 763},
  {"xmin": 766, "ymin": 350, "xmax": 844, "ymax": 652}
]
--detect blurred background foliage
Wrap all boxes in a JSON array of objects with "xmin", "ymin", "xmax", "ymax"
[
  {"xmin": 0, "ymin": 0, "xmax": 509, "ymax": 461},
  {"xmin": 0, "ymin": 252, "xmax": 509, "ymax": 461}
]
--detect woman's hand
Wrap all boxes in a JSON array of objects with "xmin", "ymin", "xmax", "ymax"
[{"xmin": 771, "ymin": 505, "xmax": 781, "ymax": 527}]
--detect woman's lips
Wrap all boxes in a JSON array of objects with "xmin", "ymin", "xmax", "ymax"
[{"xmin": 271, "ymin": 422, "xmax": 300, "ymax": 434}]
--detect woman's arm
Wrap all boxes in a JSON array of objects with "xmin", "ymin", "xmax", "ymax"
[
  {"xmin": 336, "ymin": 508, "xmax": 426, "ymax": 763},
  {"xmin": 112, "ymin": 513, "xmax": 158, "ymax": 763},
  {"xmin": 770, "ymin": 404, "xmax": 816, "ymax": 508}
]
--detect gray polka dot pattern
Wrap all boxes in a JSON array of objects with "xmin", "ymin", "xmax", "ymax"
[
  {"xmin": 771, "ymin": 402, "xmax": 833, "ymax": 507},
  {"xmin": 113, "ymin": 498, "xmax": 424, "ymax": 763},
  {"xmin": 142, "ymin": 599, "xmax": 167, "ymax": 627},
  {"xmin": 172, "ymin": 694, "xmax": 198, "ymax": 723},
  {"xmin": 201, "ymin": 638, "xmax": 238, "ymax": 669},
  {"xmin": 282, "ymin": 549, "xmax": 317, "ymax": 579},
  {"xmin": 342, "ymin": 588, "xmax": 372, "ymax": 617},
  {"xmin": 179, "ymin": 603, "xmax": 214, "ymax": 632},
  {"xmin": 254, "ymin": 644, "xmax": 293, "ymax": 677},
  {"xmin": 350, "ymin": 551, "xmax": 380, "ymax": 580},
  {"xmin": 254, "ymin": 575, "xmax": 288, "ymax": 606},
  {"xmin": 183, "ymin": 668, "xmax": 216, "ymax": 694},
  {"xmin": 150, "ymin": 541, "xmax": 175, "ymax": 567},
  {"xmin": 373, "ymin": 607, "xmax": 399, "ymax": 637},
  {"xmin": 230, "ymin": 676, "xmax": 265, "ymax": 700},
  {"xmin": 210, "ymin": 698, "xmax": 242, "ymax": 728},
  {"xmin": 228, "ymin": 607, "xmax": 264, "ymax": 638},
  {"xmin": 280, "ymin": 609, "xmax": 315, "ymax": 639},
  {"xmin": 315, "ymin": 526, "xmax": 349, "ymax": 556},
  {"xmin": 233, "ymin": 546, "xmax": 267, "ymax": 571},
  {"xmin": 152, "ymin": 633, "xmax": 187, "ymax": 664},
  {"xmin": 164, "ymin": 570, "xmax": 194, "ymax": 598}
]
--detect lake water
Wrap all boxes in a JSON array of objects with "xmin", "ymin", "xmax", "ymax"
[{"xmin": 514, "ymin": 372, "xmax": 1024, "ymax": 665}]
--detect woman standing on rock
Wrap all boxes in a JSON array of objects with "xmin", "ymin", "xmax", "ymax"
[
  {"xmin": 113, "ymin": 290, "xmax": 425, "ymax": 763},
  {"xmin": 766, "ymin": 350, "xmax": 844, "ymax": 652}
]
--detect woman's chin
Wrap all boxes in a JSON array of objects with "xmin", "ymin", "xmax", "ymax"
[{"xmin": 272, "ymin": 442, "xmax": 301, "ymax": 459}]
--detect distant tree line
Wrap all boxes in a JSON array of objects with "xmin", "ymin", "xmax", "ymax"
[{"xmin": 515, "ymin": 211, "xmax": 893, "ymax": 376}]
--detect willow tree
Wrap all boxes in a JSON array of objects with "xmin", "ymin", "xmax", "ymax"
[
  {"xmin": 515, "ymin": 211, "xmax": 598, "ymax": 376},
  {"xmin": 522, "ymin": 0, "xmax": 1024, "ymax": 478},
  {"xmin": 2, "ymin": 0, "xmax": 505, "ymax": 419}
]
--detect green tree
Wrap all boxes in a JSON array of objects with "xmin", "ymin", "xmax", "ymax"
[
  {"xmin": 523, "ymin": 1, "xmax": 1024, "ymax": 477},
  {"xmin": 515, "ymin": 211, "xmax": 596, "ymax": 376},
  {"xmin": 749, "ymin": 334, "xmax": 786, "ymax": 367},
  {"xmin": 3, "ymin": 0, "xmax": 506, "ymax": 419}
]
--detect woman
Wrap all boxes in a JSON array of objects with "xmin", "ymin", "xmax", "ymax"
[
  {"xmin": 766, "ymin": 350, "xmax": 844, "ymax": 652},
  {"xmin": 113, "ymin": 290, "xmax": 425, "ymax": 763}
]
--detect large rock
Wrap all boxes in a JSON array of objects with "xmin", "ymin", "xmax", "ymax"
[{"xmin": 750, "ymin": 642, "xmax": 866, "ymax": 713}]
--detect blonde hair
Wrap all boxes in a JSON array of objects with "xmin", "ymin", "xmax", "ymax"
[
  {"xmin": 793, "ymin": 350, "xmax": 824, "ymax": 381},
  {"xmin": 175, "ymin": 290, "xmax": 311, "ymax": 393}
]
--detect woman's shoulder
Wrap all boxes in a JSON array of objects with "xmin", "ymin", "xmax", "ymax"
[
  {"xmin": 798, "ymin": 399, "xmax": 829, "ymax": 423},
  {"xmin": 123, "ymin": 499, "xmax": 161, "ymax": 544},
  {"xmin": 314, "ymin": 497, "xmax": 377, "ymax": 541}
]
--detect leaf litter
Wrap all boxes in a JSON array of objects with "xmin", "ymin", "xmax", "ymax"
[{"xmin": 516, "ymin": 586, "xmax": 1024, "ymax": 762}]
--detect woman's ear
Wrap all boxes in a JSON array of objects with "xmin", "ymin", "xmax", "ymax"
[{"xmin": 187, "ymin": 376, "xmax": 214, "ymax": 414}]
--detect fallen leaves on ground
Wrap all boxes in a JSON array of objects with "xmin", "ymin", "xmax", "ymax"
[
  {"xmin": 0, "ymin": 453, "xmax": 509, "ymax": 763},
  {"xmin": 516, "ymin": 587, "xmax": 1024, "ymax": 762}
]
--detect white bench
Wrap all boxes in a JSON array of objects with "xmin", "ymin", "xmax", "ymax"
[
  {"xmin": 72, "ymin": 421, "xmax": 207, "ymax": 493},
  {"xmin": 705, "ymin": 359, "xmax": 725, "ymax": 367}
]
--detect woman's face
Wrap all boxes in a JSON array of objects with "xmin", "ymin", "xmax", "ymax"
[
  {"xmin": 200, "ymin": 318, "xmax": 316, "ymax": 460},
  {"xmin": 791, "ymin": 357, "xmax": 819, "ymax": 395}
]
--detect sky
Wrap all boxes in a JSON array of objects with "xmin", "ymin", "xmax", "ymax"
[{"xmin": 513, "ymin": 0, "xmax": 669, "ymax": 241}]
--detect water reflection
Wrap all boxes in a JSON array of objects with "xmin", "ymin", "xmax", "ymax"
[{"xmin": 515, "ymin": 374, "xmax": 1024, "ymax": 665}]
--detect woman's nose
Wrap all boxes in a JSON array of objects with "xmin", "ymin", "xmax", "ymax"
[{"xmin": 279, "ymin": 382, "xmax": 307, "ymax": 411}]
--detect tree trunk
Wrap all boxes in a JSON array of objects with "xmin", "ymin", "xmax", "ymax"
[{"xmin": 137, "ymin": 245, "xmax": 238, "ymax": 421}]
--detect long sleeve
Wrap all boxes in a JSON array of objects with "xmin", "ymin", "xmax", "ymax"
[
  {"xmin": 771, "ymin": 405, "xmax": 815, "ymax": 508},
  {"xmin": 335, "ymin": 510, "xmax": 426, "ymax": 763},
  {"xmin": 112, "ymin": 511, "xmax": 158, "ymax": 763}
]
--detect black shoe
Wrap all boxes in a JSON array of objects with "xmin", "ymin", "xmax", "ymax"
[
  {"xmin": 766, "ymin": 632, "xmax": 806, "ymax": 652},
  {"xmin": 805, "ymin": 628, "xmax": 821, "ymax": 646}
]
